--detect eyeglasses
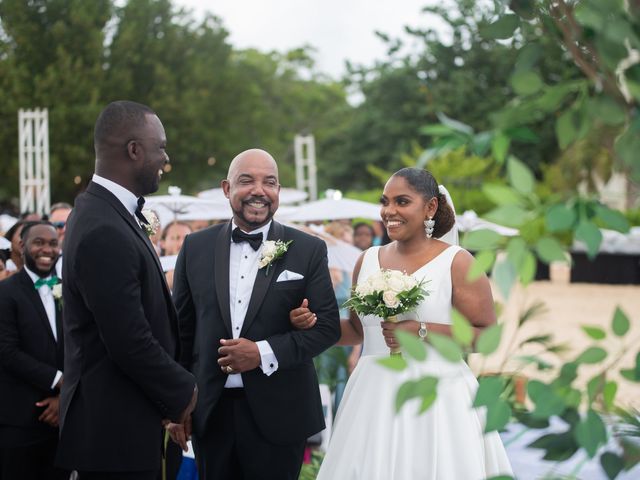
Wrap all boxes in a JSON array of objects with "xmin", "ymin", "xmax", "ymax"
[{"xmin": 52, "ymin": 221, "xmax": 66, "ymax": 229}]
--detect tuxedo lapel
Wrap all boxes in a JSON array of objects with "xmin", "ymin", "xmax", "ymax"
[
  {"xmin": 241, "ymin": 221, "xmax": 284, "ymax": 336},
  {"xmin": 86, "ymin": 182, "xmax": 171, "ymax": 299},
  {"xmin": 214, "ymin": 222, "xmax": 233, "ymax": 336},
  {"xmin": 18, "ymin": 270, "xmax": 57, "ymax": 343}
]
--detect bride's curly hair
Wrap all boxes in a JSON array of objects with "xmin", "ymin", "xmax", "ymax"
[{"xmin": 392, "ymin": 168, "xmax": 456, "ymax": 239}]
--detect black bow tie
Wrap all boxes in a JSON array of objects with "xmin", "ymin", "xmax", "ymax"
[
  {"xmin": 232, "ymin": 228, "xmax": 263, "ymax": 251},
  {"xmin": 135, "ymin": 197, "xmax": 149, "ymax": 225}
]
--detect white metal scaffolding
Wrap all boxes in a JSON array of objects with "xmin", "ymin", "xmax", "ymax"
[
  {"xmin": 294, "ymin": 134, "xmax": 317, "ymax": 201},
  {"xmin": 19, "ymin": 108, "xmax": 50, "ymax": 215}
]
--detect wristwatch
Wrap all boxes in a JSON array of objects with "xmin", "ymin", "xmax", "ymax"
[{"xmin": 418, "ymin": 322, "xmax": 428, "ymax": 340}]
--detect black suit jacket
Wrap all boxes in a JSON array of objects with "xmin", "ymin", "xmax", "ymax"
[
  {"xmin": 56, "ymin": 182, "xmax": 195, "ymax": 472},
  {"xmin": 0, "ymin": 270, "xmax": 63, "ymax": 444},
  {"xmin": 173, "ymin": 221, "xmax": 340, "ymax": 445}
]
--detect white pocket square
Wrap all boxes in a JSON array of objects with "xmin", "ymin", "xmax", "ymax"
[{"xmin": 276, "ymin": 270, "xmax": 304, "ymax": 282}]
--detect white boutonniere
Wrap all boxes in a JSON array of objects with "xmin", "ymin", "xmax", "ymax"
[
  {"xmin": 52, "ymin": 283, "xmax": 62, "ymax": 304},
  {"xmin": 141, "ymin": 209, "xmax": 161, "ymax": 237},
  {"xmin": 259, "ymin": 240, "xmax": 292, "ymax": 275}
]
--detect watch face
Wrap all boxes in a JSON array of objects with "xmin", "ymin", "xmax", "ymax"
[{"xmin": 418, "ymin": 324, "xmax": 427, "ymax": 338}]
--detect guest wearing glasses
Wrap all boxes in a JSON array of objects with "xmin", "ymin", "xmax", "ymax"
[{"xmin": 48, "ymin": 203, "xmax": 72, "ymax": 278}]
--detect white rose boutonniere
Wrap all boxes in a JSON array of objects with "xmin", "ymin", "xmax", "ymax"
[
  {"xmin": 258, "ymin": 240, "xmax": 292, "ymax": 275},
  {"xmin": 141, "ymin": 209, "xmax": 161, "ymax": 237},
  {"xmin": 52, "ymin": 283, "xmax": 63, "ymax": 306}
]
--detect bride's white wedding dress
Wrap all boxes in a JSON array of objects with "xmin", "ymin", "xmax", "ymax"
[{"xmin": 317, "ymin": 245, "xmax": 513, "ymax": 480}]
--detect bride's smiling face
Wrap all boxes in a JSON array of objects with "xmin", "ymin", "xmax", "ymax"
[{"xmin": 380, "ymin": 175, "xmax": 437, "ymax": 241}]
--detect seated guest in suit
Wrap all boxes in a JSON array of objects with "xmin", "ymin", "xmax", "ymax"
[{"xmin": 0, "ymin": 221, "xmax": 69, "ymax": 480}]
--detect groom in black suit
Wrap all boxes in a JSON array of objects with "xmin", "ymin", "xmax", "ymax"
[
  {"xmin": 0, "ymin": 222, "xmax": 68, "ymax": 480},
  {"xmin": 56, "ymin": 101, "xmax": 197, "ymax": 479},
  {"xmin": 171, "ymin": 148, "xmax": 340, "ymax": 479}
]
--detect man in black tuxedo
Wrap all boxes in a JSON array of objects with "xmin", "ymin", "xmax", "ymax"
[
  {"xmin": 0, "ymin": 221, "xmax": 68, "ymax": 480},
  {"xmin": 56, "ymin": 101, "xmax": 197, "ymax": 479},
  {"xmin": 171, "ymin": 149, "xmax": 340, "ymax": 479}
]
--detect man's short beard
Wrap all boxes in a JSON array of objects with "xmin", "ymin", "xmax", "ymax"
[
  {"xmin": 232, "ymin": 205, "xmax": 275, "ymax": 230},
  {"xmin": 24, "ymin": 254, "xmax": 57, "ymax": 277}
]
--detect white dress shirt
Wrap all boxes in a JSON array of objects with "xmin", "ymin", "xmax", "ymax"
[
  {"xmin": 92, "ymin": 174, "xmax": 139, "ymax": 221},
  {"xmin": 225, "ymin": 221, "xmax": 279, "ymax": 388},
  {"xmin": 24, "ymin": 266, "xmax": 63, "ymax": 389}
]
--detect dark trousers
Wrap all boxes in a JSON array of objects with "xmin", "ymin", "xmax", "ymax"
[
  {"xmin": 193, "ymin": 389, "xmax": 305, "ymax": 480},
  {"xmin": 78, "ymin": 470, "xmax": 157, "ymax": 480},
  {"xmin": 0, "ymin": 436, "xmax": 70, "ymax": 480}
]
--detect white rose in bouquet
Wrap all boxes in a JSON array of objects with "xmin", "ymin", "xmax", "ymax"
[
  {"xmin": 382, "ymin": 290, "xmax": 400, "ymax": 308},
  {"xmin": 370, "ymin": 274, "xmax": 388, "ymax": 292},
  {"xmin": 387, "ymin": 272, "xmax": 406, "ymax": 293}
]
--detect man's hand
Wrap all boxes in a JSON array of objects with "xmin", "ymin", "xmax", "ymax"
[
  {"xmin": 163, "ymin": 416, "xmax": 192, "ymax": 452},
  {"xmin": 36, "ymin": 396, "xmax": 60, "ymax": 427},
  {"xmin": 217, "ymin": 338, "xmax": 260, "ymax": 374},
  {"xmin": 289, "ymin": 298, "xmax": 317, "ymax": 330}
]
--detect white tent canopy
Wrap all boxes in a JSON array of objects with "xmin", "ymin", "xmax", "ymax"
[
  {"xmin": 198, "ymin": 187, "xmax": 308, "ymax": 205},
  {"xmin": 279, "ymin": 198, "xmax": 381, "ymax": 222}
]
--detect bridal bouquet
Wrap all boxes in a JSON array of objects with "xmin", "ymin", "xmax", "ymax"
[{"xmin": 344, "ymin": 268, "xmax": 428, "ymax": 320}]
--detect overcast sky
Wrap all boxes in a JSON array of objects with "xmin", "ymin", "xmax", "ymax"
[{"xmin": 175, "ymin": 0, "xmax": 443, "ymax": 78}]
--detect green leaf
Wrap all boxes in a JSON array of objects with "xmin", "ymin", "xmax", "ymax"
[
  {"xmin": 481, "ymin": 14, "xmax": 520, "ymax": 40},
  {"xmin": 506, "ymin": 237, "xmax": 527, "ymax": 269},
  {"xmin": 587, "ymin": 373, "xmax": 605, "ymax": 403},
  {"xmin": 528, "ymin": 380, "xmax": 566, "ymax": 418},
  {"xmin": 556, "ymin": 109, "xmax": 577, "ymax": 149},
  {"xmin": 415, "ymin": 376, "xmax": 439, "ymax": 413},
  {"xmin": 575, "ymin": 221, "xmax": 603, "ymax": 259},
  {"xmin": 507, "ymin": 156, "xmax": 534, "ymax": 194},
  {"xmin": 518, "ymin": 300, "xmax": 547, "ymax": 327},
  {"xmin": 395, "ymin": 381, "xmax": 416, "ymax": 412},
  {"xmin": 428, "ymin": 332, "xmax": 463, "ymax": 362},
  {"xmin": 600, "ymin": 451, "xmax": 625, "ymax": 480},
  {"xmin": 574, "ymin": 410, "xmax": 607, "ymax": 458},
  {"xmin": 545, "ymin": 204, "xmax": 576, "ymax": 232},
  {"xmin": 511, "ymin": 70, "xmax": 543, "ymax": 96},
  {"xmin": 474, "ymin": 375, "xmax": 506, "ymax": 407},
  {"xmin": 589, "ymin": 96, "xmax": 626, "ymax": 126},
  {"xmin": 528, "ymin": 431, "xmax": 579, "ymax": 461},
  {"xmin": 614, "ymin": 116, "xmax": 640, "ymax": 173},
  {"xmin": 468, "ymin": 250, "xmax": 495, "ymax": 281},
  {"xmin": 603, "ymin": 381, "xmax": 617, "ymax": 411},
  {"xmin": 491, "ymin": 131, "xmax": 510, "ymax": 163},
  {"xmin": 612, "ymin": 307, "xmax": 630, "ymax": 337},
  {"xmin": 436, "ymin": 112, "xmax": 474, "ymax": 135},
  {"xmin": 516, "ymin": 354, "xmax": 553, "ymax": 370},
  {"xmin": 377, "ymin": 355, "xmax": 408, "ymax": 371},
  {"xmin": 535, "ymin": 236, "xmax": 567, "ymax": 264},
  {"xmin": 476, "ymin": 324, "xmax": 503, "ymax": 356},
  {"xmin": 462, "ymin": 229, "xmax": 504, "ymax": 250},
  {"xmin": 519, "ymin": 251, "xmax": 537, "ymax": 286},
  {"xmin": 581, "ymin": 326, "xmax": 606, "ymax": 340},
  {"xmin": 485, "ymin": 399, "xmax": 511, "ymax": 433},
  {"xmin": 484, "ymin": 205, "xmax": 528, "ymax": 228},
  {"xmin": 492, "ymin": 259, "xmax": 517, "ymax": 300},
  {"xmin": 451, "ymin": 309, "xmax": 474, "ymax": 347},
  {"xmin": 594, "ymin": 205, "xmax": 630, "ymax": 233},
  {"xmin": 419, "ymin": 124, "xmax": 456, "ymax": 136},
  {"xmin": 515, "ymin": 42, "xmax": 542, "ymax": 71},
  {"xmin": 396, "ymin": 330, "xmax": 427, "ymax": 361},
  {"xmin": 482, "ymin": 184, "xmax": 522, "ymax": 206},
  {"xmin": 575, "ymin": 346, "xmax": 608, "ymax": 364}
]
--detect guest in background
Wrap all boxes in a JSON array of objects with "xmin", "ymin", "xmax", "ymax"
[
  {"xmin": 0, "ymin": 221, "xmax": 68, "ymax": 480},
  {"xmin": 48, "ymin": 203, "xmax": 72, "ymax": 248},
  {"xmin": 352, "ymin": 222, "xmax": 375, "ymax": 251},
  {"xmin": 188, "ymin": 219, "xmax": 210, "ymax": 232},
  {"xmin": 0, "ymin": 250, "xmax": 10, "ymax": 281},
  {"xmin": 160, "ymin": 221, "xmax": 193, "ymax": 290},
  {"xmin": 20, "ymin": 212, "xmax": 42, "ymax": 222},
  {"xmin": 4, "ymin": 220, "xmax": 26, "ymax": 273}
]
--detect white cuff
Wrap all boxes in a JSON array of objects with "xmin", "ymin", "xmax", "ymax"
[
  {"xmin": 256, "ymin": 340, "xmax": 278, "ymax": 376},
  {"xmin": 51, "ymin": 371, "xmax": 63, "ymax": 390}
]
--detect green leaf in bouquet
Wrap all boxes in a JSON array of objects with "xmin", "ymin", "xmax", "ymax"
[
  {"xmin": 575, "ymin": 346, "xmax": 608, "ymax": 365},
  {"xmin": 482, "ymin": 184, "xmax": 522, "ymax": 207},
  {"xmin": 612, "ymin": 306, "xmax": 630, "ymax": 336},
  {"xmin": 545, "ymin": 204, "xmax": 576, "ymax": 232},
  {"xmin": 575, "ymin": 221, "xmax": 603, "ymax": 259},
  {"xmin": 485, "ymin": 399, "xmax": 511, "ymax": 433},
  {"xmin": 451, "ymin": 309, "xmax": 474, "ymax": 347},
  {"xmin": 507, "ymin": 156, "xmax": 534, "ymax": 194},
  {"xmin": 473, "ymin": 375, "xmax": 506, "ymax": 407},
  {"xmin": 462, "ymin": 229, "xmax": 504, "ymax": 251},
  {"xmin": 600, "ymin": 451, "xmax": 625, "ymax": 480},
  {"xmin": 476, "ymin": 323, "xmax": 503, "ymax": 356},
  {"xmin": 377, "ymin": 355, "xmax": 408, "ymax": 372},
  {"xmin": 581, "ymin": 325, "xmax": 606, "ymax": 340},
  {"xmin": 535, "ymin": 236, "xmax": 568, "ymax": 264},
  {"xmin": 467, "ymin": 250, "xmax": 495, "ymax": 281},
  {"xmin": 492, "ymin": 259, "xmax": 517, "ymax": 300},
  {"xmin": 528, "ymin": 380, "xmax": 566, "ymax": 419},
  {"xmin": 395, "ymin": 330, "xmax": 427, "ymax": 362},
  {"xmin": 428, "ymin": 332, "xmax": 463, "ymax": 362},
  {"xmin": 603, "ymin": 381, "xmax": 617, "ymax": 411},
  {"xmin": 574, "ymin": 409, "xmax": 607, "ymax": 458}
]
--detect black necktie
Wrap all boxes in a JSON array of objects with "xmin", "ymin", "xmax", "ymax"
[
  {"xmin": 135, "ymin": 197, "xmax": 149, "ymax": 225},
  {"xmin": 231, "ymin": 228, "xmax": 263, "ymax": 251}
]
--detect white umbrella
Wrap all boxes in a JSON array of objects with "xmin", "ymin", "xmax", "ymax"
[
  {"xmin": 456, "ymin": 210, "xmax": 519, "ymax": 237},
  {"xmin": 290, "ymin": 224, "xmax": 362, "ymax": 272},
  {"xmin": 279, "ymin": 198, "xmax": 381, "ymax": 222},
  {"xmin": 145, "ymin": 186, "xmax": 230, "ymax": 228},
  {"xmin": 198, "ymin": 187, "xmax": 308, "ymax": 205},
  {"xmin": 0, "ymin": 237, "xmax": 10, "ymax": 249}
]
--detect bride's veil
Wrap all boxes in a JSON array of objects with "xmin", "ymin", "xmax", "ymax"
[{"xmin": 437, "ymin": 185, "xmax": 459, "ymax": 246}]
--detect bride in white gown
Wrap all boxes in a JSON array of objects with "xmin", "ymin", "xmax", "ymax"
[{"xmin": 294, "ymin": 168, "xmax": 513, "ymax": 479}]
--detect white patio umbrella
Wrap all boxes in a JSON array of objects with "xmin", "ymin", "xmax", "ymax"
[
  {"xmin": 278, "ymin": 198, "xmax": 381, "ymax": 223},
  {"xmin": 145, "ymin": 186, "xmax": 230, "ymax": 228},
  {"xmin": 198, "ymin": 187, "xmax": 308, "ymax": 205}
]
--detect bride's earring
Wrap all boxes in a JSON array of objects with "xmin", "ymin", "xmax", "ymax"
[{"xmin": 424, "ymin": 217, "xmax": 435, "ymax": 239}]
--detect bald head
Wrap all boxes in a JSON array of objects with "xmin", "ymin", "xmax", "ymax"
[{"xmin": 222, "ymin": 148, "xmax": 280, "ymax": 231}]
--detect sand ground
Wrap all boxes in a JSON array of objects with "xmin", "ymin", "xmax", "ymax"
[{"xmin": 469, "ymin": 280, "xmax": 640, "ymax": 407}]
